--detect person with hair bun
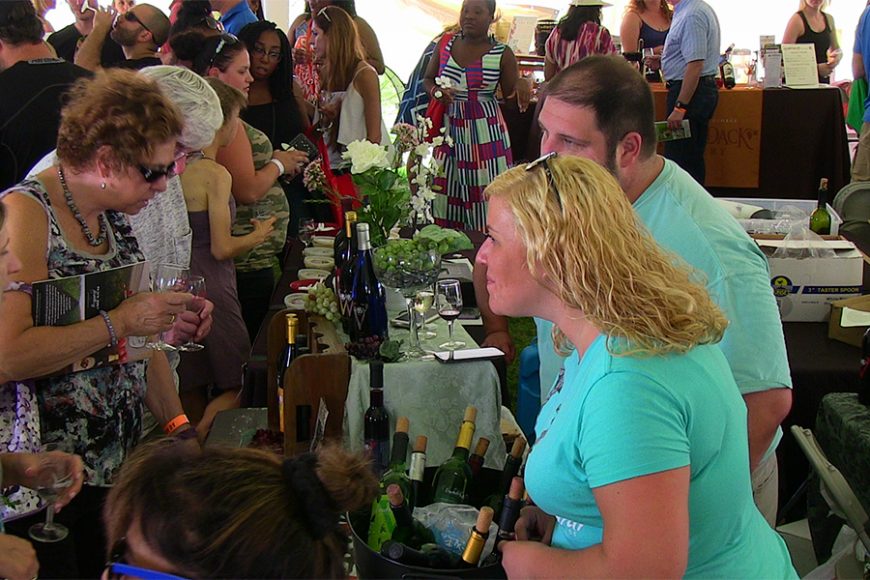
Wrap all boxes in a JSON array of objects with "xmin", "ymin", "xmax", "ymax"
[
  {"xmin": 104, "ymin": 441, "xmax": 378, "ymax": 579},
  {"xmin": 484, "ymin": 155, "xmax": 796, "ymax": 579}
]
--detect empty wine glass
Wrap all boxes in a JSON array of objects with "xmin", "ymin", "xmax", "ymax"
[
  {"xmin": 177, "ymin": 275, "xmax": 206, "ymax": 352},
  {"xmin": 436, "ymin": 279, "xmax": 465, "ymax": 350},
  {"xmin": 28, "ymin": 444, "xmax": 74, "ymax": 543},
  {"xmin": 146, "ymin": 263, "xmax": 189, "ymax": 351},
  {"xmin": 299, "ymin": 218, "xmax": 316, "ymax": 247}
]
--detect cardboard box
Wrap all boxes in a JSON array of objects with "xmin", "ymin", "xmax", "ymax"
[
  {"xmin": 828, "ymin": 294, "xmax": 870, "ymax": 347},
  {"xmin": 758, "ymin": 238, "xmax": 863, "ymax": 322}
]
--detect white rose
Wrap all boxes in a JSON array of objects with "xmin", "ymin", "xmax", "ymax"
[
  {"xmin": 342, "ymin": 140, "xmax": 391, "ymax": 174},
  {"xmin": 414, "ymin": 143, "xmax": 430, "ymax": 157}
]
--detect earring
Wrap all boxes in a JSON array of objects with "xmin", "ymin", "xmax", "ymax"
[{"xmin": 101, "ymin": 182, "xmax": 107, "ymax": 190}]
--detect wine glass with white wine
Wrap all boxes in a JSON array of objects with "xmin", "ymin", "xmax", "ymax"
[
  {"xmin": 28, "ymin": 443, "xmax": 74, "ymax": 543},
  {"xmin": 177, "ymin": 275, "xmax": 206, "ymax": 352}
]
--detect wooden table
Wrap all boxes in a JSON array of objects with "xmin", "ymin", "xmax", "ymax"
[{"xmin": 503, "ymin": 85, "xmax": 850, "ymax": 200}]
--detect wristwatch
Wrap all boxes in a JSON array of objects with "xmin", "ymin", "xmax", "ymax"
[{"xmin": 674, "ymin": 99, "xmax": 689, "ymax": 112}]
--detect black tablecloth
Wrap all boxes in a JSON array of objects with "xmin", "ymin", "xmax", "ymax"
[{"xmin": 502, "ymin": 86, "xmax": 850, "ymax": 200}]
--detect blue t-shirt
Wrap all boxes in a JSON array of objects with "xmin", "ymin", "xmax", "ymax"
[
  {"xmin": 661, "ymin": 0, "xmax": 721, "ymax": 80},
  {"xmin": 538, "ymin": 159, "xmax": 792, "ymax": 460},
  {"xmin": 854, "ymin": 7, "xmax": 870, "ymax": 122},
  {"xmin": 219, "ymin": 1, "xmax": 258, "ymax": 36},
  {"xmin": 526, "ymin": 335, "xmax": 797, "ymax": 578}
]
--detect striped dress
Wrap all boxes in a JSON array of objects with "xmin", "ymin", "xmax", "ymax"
[{"xmin": 432, "ymin": 36, "xmax": 512, "ymax": 231}]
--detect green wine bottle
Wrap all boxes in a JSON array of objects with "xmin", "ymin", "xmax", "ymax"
[
  {"xmin": 459, "ymin": 506, "xmax": 494, "ymax": 568},
  {"xmin": 380, "ymin": 416, "xmax": 411, "ymax": 499},
  {"xmin": 809, "ymin": 177, "xmax": 831, "ymax": 235},
  {"xmin": 431, "ymin": 406, "xmax": 476, "ymax": 504}
]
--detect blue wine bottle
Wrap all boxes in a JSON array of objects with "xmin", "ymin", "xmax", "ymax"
[{"xmin": 349, "ymin": 223, "xmax": 388, "ymax": 343}]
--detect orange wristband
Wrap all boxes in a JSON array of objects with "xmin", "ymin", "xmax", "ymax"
[
  {"xmin": 673, "ymin": 106, "xmax": 687, "ymax": 114},
  {"xmin": 164, "ymin": 413, "xmax": 190, "ymax": 435}
]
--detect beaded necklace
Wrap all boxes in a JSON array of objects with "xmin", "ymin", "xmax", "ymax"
[{"xmin": 57, "ymin": 166, "xmax": 108, "ymax": 247}]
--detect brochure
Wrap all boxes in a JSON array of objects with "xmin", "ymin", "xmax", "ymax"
[
  {"xmin": 655, "ymin": 120, "xmax": 691, "ymax": 142},
  {"xmin": 31, "ymin": 261, "xmax": 151, "ymax": 373}
]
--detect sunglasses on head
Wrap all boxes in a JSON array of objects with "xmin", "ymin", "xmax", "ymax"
[
  {"xmin": 208, "ymin": 32, "xmax": 240, "ymax": 69},
  {"xmin": 199, "ymin": 14, "xmax": 224, "ymax": 31},
  {"xmin": 106, "ymin": 538, "xmax": 189, "ymax": 580},
  {"xmin": 525, "ymin": 152, "xmax": 562, "ymax": 212}
]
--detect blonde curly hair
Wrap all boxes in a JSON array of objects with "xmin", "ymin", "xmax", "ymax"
[{"xmin": 484, "ymin": 155, "xmax": 727, "ymax": 357}]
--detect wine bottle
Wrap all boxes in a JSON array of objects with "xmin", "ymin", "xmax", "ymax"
[
  {"xmin": 496, "ymin": 477, "xmax": 526, "ymax": 542},
  {"xmin": 386, "ymin": 484, "xmax": 435, "ymax": 547},
  {"xmin": 809, "ymin": 178, "xmax": 832, "ymax": 235},
  {"xmin": 409, "ymin": 435, "xmax": 428, "ymax": 509},
  {"xmin": 719, "ymin": 43, "xmax": 735, "ymax": 89},
  {"xmin": 431, "ymin": 406, "xmax": 476, "ymax": 504},
  {"xmin": 349, "ymin": 223, "xmax": 389, "ymax": 343},
  {"xmin": 486, "ymin": 437, "xmax": 527, "ymax": 518},
  {"xmin": 381, "ymin": 541, "xmax": 458, "ymax": 569},
  {"xmin": 276, "ymin": 313, "xmax": 298, "ymax": 433},
  {"xmin": 335, "ymin": 210, "xmax": 358, "ymax": 333},
  {"xmin": 381, "ymin": 416, "xmax": 411, "ymax": 499},
  {"xmin": 364, "ymin": 360, "xmax": 390, "ymax": 476},
  {"xmin": 459, "ymin": 506, "xmax": 494, "ymax": 568},
  {"xmin": 467, "ymin": 437, "xmax": 490, "ymax": 480}
]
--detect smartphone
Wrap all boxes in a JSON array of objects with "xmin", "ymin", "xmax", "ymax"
[{"xmin": 284, "ymin": 133, "xmax": 320, "ymax": 161}]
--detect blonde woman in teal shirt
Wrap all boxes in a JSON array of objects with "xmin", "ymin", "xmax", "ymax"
[{"xmin": 479, "ymin": 155, "xmax": 796, "ymax": 578}]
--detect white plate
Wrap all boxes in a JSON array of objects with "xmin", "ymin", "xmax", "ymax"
[
  {"xmin": 304, "ymin": 256, "xmax": 335, "ymax": 269},
  {"xmin": 312, "ymin": 236, "xmax": 335, "ymax": 248},
  {"xmin": 283, "ymin": 292, "xmax": 308, "ymax": 310},
  {"xmin": 303, "ymin": 246, "xmax": 333, "ymax": 257},
  {"xmin": 298, "ymin": 268, "xmax": 330, "ymax": 280}
]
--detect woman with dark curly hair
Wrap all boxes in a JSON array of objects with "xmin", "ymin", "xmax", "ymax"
[{"xmin": 103, "ymin": 441, "xmax": 378, "ymax": 579}]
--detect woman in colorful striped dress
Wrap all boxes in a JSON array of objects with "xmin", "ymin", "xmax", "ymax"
[{"xmin": 423, "ymin": 0, "xmax": 517, "ymax": 232}]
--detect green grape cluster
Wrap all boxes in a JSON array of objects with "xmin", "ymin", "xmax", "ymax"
[
  {"xmin": 373, "ymin": 239, "xmax": 441, "ymax": 291},
  {"xmin": 304, "ymin": 282, "xmax": 340, "ymax": 323}
]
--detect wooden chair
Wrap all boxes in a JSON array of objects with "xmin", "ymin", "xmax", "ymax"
[{"xmin": 266, "ymin": 309, "xmax": 350, "ymax": 456}]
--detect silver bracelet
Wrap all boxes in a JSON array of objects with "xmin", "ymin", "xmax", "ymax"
[
  {"xmin": 268, "ymin": 157, "xmax": 285, "ymax": 175},
  {"xmin": 99, "ymin": 310, "xmax": 118, "ymax": 347}
]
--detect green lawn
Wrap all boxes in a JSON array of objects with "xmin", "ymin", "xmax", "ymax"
[{"xmin": 504, "ymin": 317, "xmax": 537, "ymax": 413}]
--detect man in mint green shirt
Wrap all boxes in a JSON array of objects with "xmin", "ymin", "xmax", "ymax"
[{"xmin": 474, "ymin": 55, "xmax": 791, "ymax": 523}]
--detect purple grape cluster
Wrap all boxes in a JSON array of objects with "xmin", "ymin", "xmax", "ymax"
[{"xmin": 345, "ymin": 335, "xmax": 383, "ymax": 360}]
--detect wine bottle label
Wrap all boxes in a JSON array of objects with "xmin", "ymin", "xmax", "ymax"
[{"xmin": 409, "ymin": 453, "xmax": 426, "ymax": 482}]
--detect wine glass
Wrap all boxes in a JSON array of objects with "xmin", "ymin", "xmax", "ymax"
[
  {"xmin": 177, "ymin": 275, "xmax": 206, "ymax": 352},
  {"xmin": 413, "ymin": 289, "xmax": 436, "ymax": 340},
  {"xmin": 299, "ymin": 218, "xmax": 316, "ymax": 247},
  {"xmin": 146, "ymin": 263, "xmax": 190, "ymax": 351},
  {"xmin": 372, "ymin": 245, "xmax": 441, "ymax": 359},
  {"xmin": 436, "ymin": 279, "xmax": 465, "ymax": 350},
  {"xmin": 28, "ymin": 444, "xmax": 74, "ymax": 543}
]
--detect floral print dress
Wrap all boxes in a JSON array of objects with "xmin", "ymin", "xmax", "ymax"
[{"xmin": 0, "ymin": 179, "xmax": 148, "ymax": 522}]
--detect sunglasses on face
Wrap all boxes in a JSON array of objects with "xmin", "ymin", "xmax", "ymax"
[
  {"xmin": 525, "ymin": 151, "xmax": 563, "ymax": 211},
  {"xmin": 105, "ymin": 538, "xmax": 189, "ymax": 580},
  {"xmin": 123, "ymin": 10, "xmax": 152, "ymax": 36}
]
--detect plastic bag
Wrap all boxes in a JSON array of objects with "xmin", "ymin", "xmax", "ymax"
[
  {"xmin": 414, "ymin": 502, "xmax": 498, "ymax": 563},
  {"xmin": 771, "ymin": 223, "xmax": 837, "ymax": 261}
]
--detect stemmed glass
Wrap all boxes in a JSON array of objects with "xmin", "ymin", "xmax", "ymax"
[
  {"xmin": 146, "ymin": 263, "xmax": 190, "ymax": 351},
  {"xmin": 177, "ymin": 275, "xmax": 206, "ymax": 352},
  {"xmin": 28, "ymin": 444, "xmax": 74, "ymax": 543},
  {"xmin": 372, "ymin": 246, "xmax": 441, "ymax": 359},
  {"xmin": 413, "ymin": 289, "xmax": 437, "ymax": 340},
  {"xmin": 436, "ymin": 279, "xmax": 466, "ymax": 350}
]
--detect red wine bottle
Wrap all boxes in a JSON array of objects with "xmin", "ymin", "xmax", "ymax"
[
  {"xmin": 364, "ymin": 360, "xmax": 390, "ymax": 476},
  {"xmin": 467, "ymin": 437, "xmax": 490, "ymax": 479},
  {"xmin": 334, "ymin": 210, "xmax": 358, "ymax": 333},
  {"xmin": 380, "ymin": 416, "xmax": 411, "ymax": 499},
  {"xmin": 496, "ymin": 477, "xmax": 526, "ymax": 542},
  {"xmin": 276, "ymin": 313, "xmax": 298, "ymax": 433}
]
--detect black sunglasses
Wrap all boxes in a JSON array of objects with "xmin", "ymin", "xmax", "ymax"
[
  {"xmin": 525, "ymin": 152, "xmax": 562, "ymax": 211},
  {"xmin": 123, "ymin": 10, "xmax": 153, "ymax": 36},
  {"xmin": 138, "ymin": 161, "xmax": 177, "ymax": 183},
  {"xmin": 199, "ymin": 14, "xmax": 224, "ymax": 31},
  {"xmin": 106, "ymin": 537, "xmax": 189, "ymax": 580},
  {"xmin": 208, "ymin": 32, "xmax": 240, "ymax": 69}
]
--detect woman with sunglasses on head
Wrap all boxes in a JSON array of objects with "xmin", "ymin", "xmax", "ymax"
[
  {"xmin": 312, "ymin": 6, "xmax": 390, "ymax": 181},
  {"xmin": 237, "ymin": 20, "xmax": 324, "ymax": 233},
  {"xmin": 484, "ymin": 155, "xmax": 796, "ymax": 578},
  {"xmin": 0, "ymin": 69, "xmax": 199, "ymax": 579},
  {"xmin": 163, "ymin": 0, "xmax": 221, "ymax": 64},
  {"xmin": 291, "ymin": 0, "xmax": 384, "ymax": 105},
  {"xmin": 173, "ymin": 31, "xmax": 308, "ymax": 339}
]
